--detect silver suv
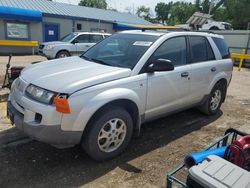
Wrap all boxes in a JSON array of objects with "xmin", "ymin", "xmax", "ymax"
[
  {"xmin": 38, "ymin": 32, "xmax": 111, "ymax": 59},
  {"xmin": 8, "ymin": 31, "xmax": 233, "ymax": 160}
]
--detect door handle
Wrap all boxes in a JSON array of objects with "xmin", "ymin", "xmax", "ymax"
[
  {"xmin": 181, "ymin": 72, "xmax": 189, "ymax": 77},
  {"xmin": 211, "ymin": 67, "xmax": 216, "ymax": 72},
  {"xmin": 85, "ymin": 45, "xmax": 90, "ymax": 47}
]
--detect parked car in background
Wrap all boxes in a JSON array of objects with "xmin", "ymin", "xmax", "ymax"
[
  {"xmin": 8, "ymin": 31, "xmax": 232, "ymax": 161},
  {"xmin": 201, "ymin": 19, "xmax": 232, "ymax": 30},
  {"xmin": 38, "ymin": 32, "xmax": 111, "ymax": 59}
]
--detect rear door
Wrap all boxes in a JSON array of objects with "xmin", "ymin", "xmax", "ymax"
[
  {"xmin": 188, "ymin": 36, "xmax": 218, "ymax": 103},
  {"xmin": 145, "ymin": 36, "xmax": 192, "ymax": 119}
]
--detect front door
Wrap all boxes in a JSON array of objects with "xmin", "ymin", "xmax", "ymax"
[
  {"xmin": 44, "ymin": 23, "xmax": 59, "ymax": 42},
  {"xmin": 74, "ymin": 34, "xmax": 92, "ymax": 55},
  {"xmin": 145, "ymin": 36, "xmax": 191, "ymax": 120}
]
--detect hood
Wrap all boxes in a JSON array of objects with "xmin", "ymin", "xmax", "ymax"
[
  {"xmin": 21, "ymin": 56, "xmax": 131, "ymax": 93},
  {"xmin": 41, "ymin": 41, "xmax": 69, "ymax": 46}
]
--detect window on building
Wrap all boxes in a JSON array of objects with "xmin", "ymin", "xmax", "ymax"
[
  {"xmin": 6, "ymin": 22, "xmax": 29, "ymax": 39},
  {"xmin": 151, "ymin": 36, "xmax": 187, "ymax": 66},
  {"xmin": 77, "ymin": 23, "xmax": 82, "ymax": 30}
]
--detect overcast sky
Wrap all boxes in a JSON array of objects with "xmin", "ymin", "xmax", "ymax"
[{"xmin": 54, "ymin": 0, "xmax": 194, "ymax": 15}]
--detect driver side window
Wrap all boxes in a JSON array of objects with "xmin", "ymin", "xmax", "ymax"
[{"xmin": 152, "ymin": 36, "xmax": 187, "ymax": 66}]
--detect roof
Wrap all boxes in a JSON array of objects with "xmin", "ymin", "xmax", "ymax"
[{"xmin": 0, "ymin": 0, "xmax": 150, "ymax": 24}]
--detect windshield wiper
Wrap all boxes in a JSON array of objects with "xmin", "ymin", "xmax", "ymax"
[{"xmin": 81, "ymin": 55, "xmax": 111, "ymax": 66}]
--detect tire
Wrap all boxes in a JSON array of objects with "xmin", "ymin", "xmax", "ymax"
[
  {"xmin": 82, "ymin": 107, "xmax": 133, "ymax": 161},
  {"xmin": 209, "ymin": 26, "xmax": 219, "ymax": 30},
  {"xmin": 56, "ymin": 51, "xmax": 70, "ymax": 59},
  {"xmin": 199, "ymin": 82, "xmax": 226, "ymax": 115}
]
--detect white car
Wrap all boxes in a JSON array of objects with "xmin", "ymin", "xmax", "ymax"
[
  {"xmin": 38, "ymin": 32, "xmax": 111, "ymax": 59},
  {"xmin": 8, "ymin": 30, "xmax": 232, "ymax": 160},
  {"xmin": 201, "ymin": 19, "xmax": 232, "ymax": 30}
]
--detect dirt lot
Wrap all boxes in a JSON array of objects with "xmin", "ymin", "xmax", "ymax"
[{"xmin": 0, "ymin": 57, "xmax": 249, "ymax": 187}]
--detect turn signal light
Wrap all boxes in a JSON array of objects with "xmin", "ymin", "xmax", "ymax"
[{"xmin": 54, "ymin": 95, "xmax": 71, "ymax": 114}]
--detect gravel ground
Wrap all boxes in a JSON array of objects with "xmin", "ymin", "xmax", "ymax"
[{"xmin": 0, "ymin": 58, "xmax": 249, "ymax": 188}]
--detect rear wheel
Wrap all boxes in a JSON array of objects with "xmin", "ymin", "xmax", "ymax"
[
  {"xmin": 56, "ymin": 51, "xmax": 70, "ymax": 58},
  {"xmin": 199, "ymin": 82, "xmax": 226, "ymax": 115},
  {"xmin": 82, "ymin": 107, "xmax": 133, "ymax": 161}
]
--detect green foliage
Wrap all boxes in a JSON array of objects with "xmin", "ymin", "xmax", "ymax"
[
  {"xmin": 167, "ymin": 2, "xmax": 196, "ymax": 25},
  {"xmin": 155, "ymin": 2, "xmax": 172, "ymax": 24},
  {"xmin": 136, "ymin": 6, "xmax": 151, "ymax": 21},
  {"xmin": 78, "ymin": 0, "xmax": 107, "ymax": 9},
  {"xmin": 224, "ymin": 0, "xmax": 250, "ymax": 29},
  {"xmin": 212, "ymin": 7, "xmax": 229, "ymax": 21},
  {"xmin": 195, "ymin": 0, "xmax": 201, "ymax": 10},
  {"xmin": 201, "ymin": 0, "xmax": 210, "ymax": 13}
]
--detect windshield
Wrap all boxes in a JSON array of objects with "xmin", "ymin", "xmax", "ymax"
[
  {"xmin": 81, "ymin": 33, "xmax": 159, "ymax": 69},
  {"xmin": 60, "ymin": 33, "xmax": 77, "ymax": 42}
]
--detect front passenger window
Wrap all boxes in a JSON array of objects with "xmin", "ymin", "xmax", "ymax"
[{"xmin": 152, "ymin": 37, "xmax": 187, "ymax": 66}]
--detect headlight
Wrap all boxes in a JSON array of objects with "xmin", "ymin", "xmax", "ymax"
[
  {"xmin": 26, "ymin": 84, "xmax": 57, "ymax": 104},
  {"xmin": 44, "ymin": 45, "xmax": 54, "ymax": 50}
]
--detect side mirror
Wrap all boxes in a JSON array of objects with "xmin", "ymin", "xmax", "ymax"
[
  {"xmin": 146, "ymin": 59, "xmax": 174, "ymax": 73},
  {"xmin": 72, "ymin": 39, "xmax": 79, "ymax": 44}
]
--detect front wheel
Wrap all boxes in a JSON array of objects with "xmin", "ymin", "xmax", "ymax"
[
  {"xmin": 199, "ymin": 82, "xmax": 226, "ymax": 115},
  {"xmin": 56, "ymin": 51, "xmax": 70, "ymax": 58},
  {"xmin": 82, "ymin": 107, "xmax": 133, "ymax": 161}
]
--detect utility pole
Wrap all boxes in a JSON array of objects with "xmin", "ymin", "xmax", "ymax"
[{"xmin": 208, "ymin": 0, "xmax": 216, "ymax": 15}]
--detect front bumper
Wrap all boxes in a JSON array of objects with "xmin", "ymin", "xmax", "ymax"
[
  {"xmin": 38, "ymin": 49, "xmax": 55, "ymax": 59},
  {"xmin": 7, "ymin": 101, "xmax": 82, "ymax": 148}
]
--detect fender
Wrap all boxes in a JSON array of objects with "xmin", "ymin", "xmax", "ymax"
[
  {"xmin": 61, "ymin": 88, "xmax": 144, "ymax": 131},
  {"xmin": 206, "ymin": 71, "xmax": 227, "ymax": 94}
]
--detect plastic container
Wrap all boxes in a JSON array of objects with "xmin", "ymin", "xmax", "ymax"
[{"xmin": 166, "ymin": 128, "xmax": 249, "ymax": 188}]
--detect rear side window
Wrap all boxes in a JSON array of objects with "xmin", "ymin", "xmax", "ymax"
[
  {"xmin": 212, "ymin": 37, "xmax": 230, "ymax": 59},
  {"xmin": 90, "ymin": 35, "xmax": 103, "ymax": 43},
  {"xmin": 76, "ymin": 34, "xmax": 90, "ymax": 43},
  {"xmin": 189, "ymin": 36, "xmax": 215, "ymax": 63}
]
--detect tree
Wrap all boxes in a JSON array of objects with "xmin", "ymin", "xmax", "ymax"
[
  {"xmin": 201, "ymin": 0, "xmax": 210, "ymax": 13},
  {"xmin": 194, "ymin": 0, "xmax": 225, "ymax": 14},
  {"xmin": 212, "ymin": 7, "xmax": 229, "ymax": 22},
  {"xmin": 136, "ymin": 6, "xmax": 151, "ymax": 21},
  {"xmin": 224, "ymin": 0, "xmax": 250, "ymax": 29},
  {"xmin": 167, "ymin": 2, "xmax": 196, "ymax": 25},
  {"xmin": 195, "ymin": 0, "xmax": 202, "ymax": 11},
  {"xmin": 78, "ymin": 0, "xmax": 107, "ymax": 9},
  {"xmin": 155, "ymin": 2, "xmax": 172, "ymax": 24}
]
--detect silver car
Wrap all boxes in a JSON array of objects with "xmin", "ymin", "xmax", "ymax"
[
  {"xmin": 8, "ymin": 30, "xmax": 232, "ymax": 160},
  {"xmin": 38, "ymin": 32, "xmax": 111, "ymax": 59}
]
